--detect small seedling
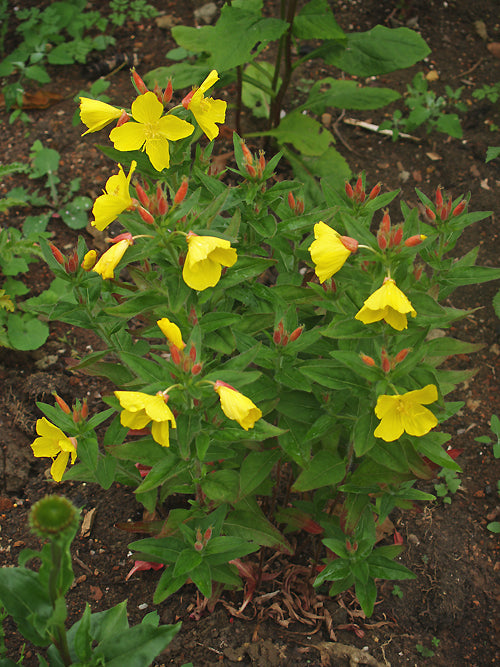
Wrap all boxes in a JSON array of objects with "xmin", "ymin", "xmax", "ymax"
[
  {"xmin": 392, "ymin": 584, "xmax": 404, "ymax": 599},
  {"xmin": 434, "ymin": 468, "xmax": 461, "ymax": 504}
]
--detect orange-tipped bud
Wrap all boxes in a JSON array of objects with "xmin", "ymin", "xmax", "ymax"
[
  {"xmin": 381, "ymin": 349, "xmax": 391, "ymax": 373},
  {"xmin": 414, "ymin": 264, "xmax": 423, "ymax": 281},
  {"xmin": 381, "ymin": 211, "xmax": 391, "ymax": 233},
  {"xmin": 390, "ymin": 225, "xmax": 403, "ymax": 247},
  {"xmin": 435, "ymin": 186, "xmax": 443, "ymax": 210},
  {"xmin": 170, "ymin": 344, "xmax": 182, "ymax": 366},
  {"xmin": 135, "ymin": 183, "xmax": 150, "ymax": 208},
  {"xmin": 340, "ymin": 235, "xmax": 358, "ymax": 253},
  {"xmin": 174, "ymin": 178, "xmax": 188, "ymax": 205},
  {"xmin": 273, "ymin": 328, "xmax": 281, "ymax": 344},
  {"xmin": 116, "ymin": 109, "xmax": 129, "ymax": 127},
  {"xmin": 158, "ymin": 194, "xmax": 168, "ymax": 216},
  {"xmin": 189, "ymin": 344, "xmax": 197, "ymax": 363},
  {"xmin": 404, "ymin": 234, "xmax": 426, "ymax": 247},
  {"xmin": 131, "ymin": 69, "xmax": 148, "ymax": 94},
  {"xmin": 452, "ymin": 200, "xmax": 467, "ymax": 217},
  {"xmin": 345, "ymin": 181, "xmax": 354, "ymax": 199},
  {"xmin": 281, "ymin": 334, "xmax": 289, "ymax": 346},
  {"xmin": 181, "ymin": 89, "xmax": 195, "ymax": 109},
  {"xmin": 360, "ymin": 353, "xmax": 376, "ymax": 367},
  {"xmin": 53, "ymin": 392, "xmax": 71, "ymax": 414},
  {"xmin": 245, "ymin": 163, "xmax": 257, "ymax": 178},
  {"xmin": 394, "ymin": 348, "xmax": 410, "ymax": 364},
  {"xmin": 289, "ymin": 325, "xmax": 304, "ymax": 342},
  {"xmin": 67, "ymin": 250, "xmax": 79, "ymax": 273},
  {"xmin": 191, "ymin": 363, "xmax": 202, "ymax": 375},
  {"xmin": 425, "ymin": 206, "xmax": 436, "ymax": 221},
  {"xmin": 288, "ymin": 191, "xmax": 296, "ymax": 210},
  {"xmin": 258, "ymin": 150, "xmax": 266, "ymax": 173},
  {"xmin": 355, "ymin": 175, "xmax": 363, "ymax": 197},
  {"xmin": 81, "ymin": 250, "xmax": 97, "ymax": 270},
  {"xmin": 189, "ymin": 307, "xmax": 198, "ymax": 325},
  {"xmin": 443, "ymin": 197, "xmax": 453, "ymax": 220},
  {"xmin": 72, "ymin": 406, "xmax": 80, "ymax": 423},
  {"xmin": 377, "ymin": 230, "xmax": 387, "ymax": 250},
  {"xmin": 163, "ymin": 79, "xmax": 173, "ymax": 104},
  {"xmin": 368, "ymin": 183, "xmax": 381, "ymax": 200},
  {"xmin": 295, "ymin": 198, "xmax": 305, "ymax": 214},
  {"xmin": 203, "ymin": 527, "xmax": 212, "ymax": 544},
  {"xmin": 138, "ymin": 206, "xmax": 154, "ymax": 224},
  {"xmin": 241, "ymin": 142, "xmax": 253, "ymax": 165},
  {"xmin": 153, "ymin": 82, "xmax": 163, "ymax": 103},
  {"xmin": 194, "ymin": 541, "xmax": 204, "ymax": 552},
  {"xmin": 80, "ymin": 399, "xmax": 88, "ymax": 419},
  {"xmin": 50, "ymin": 244, "xmax": 65, "ymax": 266}
]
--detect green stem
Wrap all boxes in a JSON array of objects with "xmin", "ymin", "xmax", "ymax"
[{"xmin": 270, "ymin": 0, "xmax": 298, "ymax": 129}]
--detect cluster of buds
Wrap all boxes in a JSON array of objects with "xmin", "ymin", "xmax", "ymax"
[
  {"xmin": 360, "ymin": 348, "xmax": 410, "ymax": 372},
  {"xmin": 240, "ymin": 141, "xmax": 267, "ymax": 179},
  {"xmin": 194, "ymin": 526, "xmax": 212, "ymax": 551},
  {"xmin": 131, "ymin": 69, "xmax": 173, "ymax": 106},
  {"xmin": 170, "ymin": 341, "xmax": 202, "ymax": 376},
  {"xmin": 287, "ymin": 191, "xmax": 305, "ymax": 215},
  {"xmin": 376, "ymin": 211, "xmax": 426, "ymax": 250},
  {"xmin": 345, "ymin": 175, "xmax": 381, "ymax": 205},
  {"xmin": 134, "ymin": 178, "xmax": 189, "ymax": 223},
  {"xmin": 425, "ymin": 187, "xmax": 467, "ymax": 223},
  {"xmin": 273, "ymin": 321, "xmax": 304, "ymax": 347},
  {"xmin": 50, "ymin": 244, "xmax": 79, "ymax": 273},
  {"xmin": 54, "ymin": 393, "xmax": 88, "ymax": 423}
]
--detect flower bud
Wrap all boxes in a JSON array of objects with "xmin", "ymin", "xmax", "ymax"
[
  {"xmin": 81, "ymin": 250, "xmax": 97, "ymax": 271},
  {"xmin": 241, "ymin": 142, "xmax": 253, "ymax": 165},
  {"xmin": 425, "ymin": 206, "xmax": 436, "ymax": 222},
  {"xmin": 377, "ymin": 230, "xmax": 387, "ymax": 250},
  {"xmin": 340, "ymin": 235, "xmax": 358, "ymax": 253},
  {"xmin": 345, "ymin": 181, "xmax": 354, "ymax": 199},
  {"xmin": 360, "ymin": 353, "xmax": 376, "ymax": 367},
  {"xmin": 295, "ymin": 198, "xmax": 305, "ymax": 214},
  {"xmin": 435, "ymin": 186, "xmax": 443, "ymax": 210},
  {"xmin": 389, "ymin": 225, "xmax": 403, "ymax": 247},
  {"xmin": 189, "ymin": 344, "xmax": 197, "ymax": 363},
  {"xmin": 258, "ymin": 150, "xmax": 266, "ymax": 174},
  {"xmin": 281, "ymin": 334, "xmax": 289, "ymax": 346},
  {"xmin": 288, "ymin": 191, "xmax": 296, "ymax": 210},
  {"xmin": 443, "ymin": 197, "xmax": 453, "ymax": 220},
  {"xmin": 138, "ymin": 206, "xmax": 155, "ymax": 224},
  {"xmin": 53, "ymin": 392, "xmax": 71, "ymax": 414},
  {"xmin": 273, "ymin": 328, "xmax": 281, "ymax": 344},
  {"xmin": 203, "ymin": 527, "xmax": 212, "ymax": 544},
  {"xmin": 368, "ymin": 183, "xmax": 381, "ymax": 200},
  {"xmin": 452, "ymin": 200, "xmax": 466, "ymax": 217},
  {"xmin": 174, "ymin": 178, "xmax": 188, "ymax": 205},
  {"xmin": 66, "ymin": 250, "xmax": 79, "ymax": 273},
  {"xmin": 163, "ymin": 79, "xmax": 173, "ymax": 104},
  {"xmin": 50, "ymin": 243, "xmax": 65, "ymax": 266},
  {"xmin": 404, "ymin": 234, "xmax": 426, "ymax": 247},
  {"xmin": 131, "ymin": 68, "xmax": 148, "ymax": 94},
  {"xmin": 191, "ymin": 363, "xmax": 202, "ymax": 375},
  {"xmin": 135, "ymin": 183, "xmax": 150, "ymax": 208},
  {"xmin": 80, "ymin": 399, "xmax": 88, "ymax": 419},
  {"xmin": 381, "ymin": 211, "xmax": 391, "ymax": 234},
  {"xmin": 414, "ymin": 265, "xmax": 423, "ymax": 281},
  {"xmin": 153, "ymin": 82, "xmax": 163, "ymax": 103},
  {"xmin": 381, "ymin": 349, "xmax": 391, "ymax": 373},
  {"xmin": 116, "ymin": 110, "xmax": 130, "ymax": 127},
  {"xmin": 170, "ymin": 344, "xmax": 182, "ymax": 366},
  {"xmin": 355, "ymin": 175, "xmax": 363, "ymax": 198},
  {"xmin": 394, "ymin": 348, "xmax": 410, "ymax": 363},
  {"xmin": 194, "ymin": 541, "xmax": 204, "ymax": 551},
  {"xmin": 29, "ymin": 495, "xmax": 78, "ymax": 538},
  {"xmin": 289, "ymin": 325, "xmax": 304, "ymax": 342},
  {"xmin": 245, "ymin": 163, "xmax": 257, "ymax": 178},
  {"xmin": 156, "ymin": 184, "xmax": 168, "ymax": 215}
]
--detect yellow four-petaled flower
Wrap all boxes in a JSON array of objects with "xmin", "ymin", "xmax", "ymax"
[
  {"xmin": 93, "ymin": 237, "xmax": 134, "ymax": 280},
  {"xmin": 31, "ymin": 418, "xmax": 77, "ymax": 482},
  {"xmin": 308, "ymin": 221, "xmax": 358, "ymax": 283},
  {"xmin": 355, "ymin": 278, "xmax": 416, "ymax": 331},
  {"xmin": 183, "ymin": 232, "xmax": 237, "ymax": 290},
  {"xmin": 374, "ymin": 384, "xmax": 438, "ymax": 442},
  {"xmin": 115, "ymin": 390, "xmax": 176, "ymax": 447},
  {"xmin": 183, "ymin": 70, "xmax": 227, "ymax": 142},
  {"xmin": 214, "ymin": 381, "xmax": 262, "ymax": 431},
  {"xmin": 92, "ymin": 161, "xmax": 137, "ymax": 231}
]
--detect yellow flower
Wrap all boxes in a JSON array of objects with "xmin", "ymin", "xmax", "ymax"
[
  {"xmin": 115, "ymin": 391, "xmax": 176, "ymax": 447},
  {"xmin": 157, "ymin": 317, "xmax": 185, "ymax": 350},
  {"xmin": 81, "ymin": 250, "xmax": 98, "ymax": 270},
  {"xmin": 93, "ymin": 237, "xmax": 133, "ymax": 280},
  {"xmin": 182, "ymin": 232, "xmax": 237, "ymax": 290},
  {"xmin": 182, "ymin": 70, "xmax": 227, "ymax": 142},
  {"xmin": 92, "ymin": 161, "xmax": 137, "ymax": 231},
  {"xmin": 79, "ymin": 97, "xmax": 123, "ymax": 135},
  {"xmin": 214, "ymin": 380, "xmax": 262, "ymax": 431},
  {"xmin": 109, "ymin": 92, "xmax": 194, "ymax": 172},
  {"xmin": 31, "ymin": 418, "xmax": 77, "ymax": 482},
  {"xmin": 355, "ymin": 278, "xmax": 416, "ymax": 331},
  {"xmin": 374, "ymin": 384, "xmax": 438, "ymax": 442},
  {"xmin": 308, "ymin": 221, "xmax": 358, "ymax": 283}
]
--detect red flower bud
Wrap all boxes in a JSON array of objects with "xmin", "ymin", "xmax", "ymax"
[
  {"xmin": 203, "ymin": 527, "xmax": 212, "ymax": 544},
  {"xmin": 404, "ymin": 234, "xmax": 426, "ymax": 247},
  {"xmin": 390, "ymin": 225, "xmax": 403, "ymax": 247},
  {"xmin": 80, "ymin": 399, "xmax": 88, "ymax": 419},
  {"xmin": 153, "ymin": 82, "xmax": 163, "ymax": 103},
  {"xmin": 345, "ymin": 181, "xmax": 354, "ymax": 199},
  {"xmin": 131, "ymin": 69, "xmax": 148, "ymax": 94},
  {"xmin": 191, "ymin": 363, "xmax": 202, "ymax": 375},
  {"xmin": 189, "ymin": 307, "xmax": 198, "ymax": 325},
  {"xmin": 289, "ymin": 325, "xmax": 304, "ymax": 342},
  {"xmin": 443, "ymin": 197, "xmax": 453, "ymax": 220},
  {"xmin": 295, "ymin": 198, "xmax": 305, "ymax": 214},
  {"xmin": 53, "ymin": 393, "xmax": 71, "ymax": 414},
  {"xmin": 435, "ymin": 186, "xmax": 443, "ymax": 210},
  {"xmin": 381, "ymin": 349, "xmax": 391, "ymax": 373},
  {"xmin": 393, "ymin": 530, "xmax": 404, "ymax": 545},
  {"xmin": 281, "ymin": 334, "xmax": 289, "ymax": 346},
  {"xmin": 189, "ymin": 344, "xmax": 197, "ymax": 362},
  {"xmin": 158, "ymin": 195, "xmax": 168, "ymax": 216},
  {"xmin": 241, "ymin": 142, "xmax": 253, "ymax": 165},
  {"xmin": 182, "ymin": 89, "xmax": 195, "ymax": 109},
  {"xmin": 163, "ymin": 79, "xmax": 173, "ymax": 104},
  {"xmin": 174, "ymin": 178, "xmax": 188, "ymax": 205},
  {"xmin": 67, "ymin": 250, "xmax": 79, "ymax": 273},
  {"xmin": 452, "ymin": 200, "xmax": 467, "ymax": 217},
  {"xmin": 258, "ymin": 150, "xmax": 266, "ymax": 173},
  {"xmin": 368, "ymin": 183, "xmax": 381, "ymax": 200},
  {"xmin": 355, "ymin": 175, "xmax": 363, "ymax": 197},
  {"xmin": 135, "ymin": 183, "xmax": 150, "ymax": 208},
  {"xmin": 425, "ymin": 206, "xmax": 436, "ymax": 221},
  {"xmin": 170, "ymin": 345, "xmax": 182, "ymax": 366},
  {"xmin": 245, "ymin": 163, "xmax": 257, "ymax": 178},
  {"xmin": 381, "ymin": 211, "xmax": 391, "ymax": 234},
  {"xmin": 194, "ymin": 541, "xmax": 203, "ymax": 552},
  {"xmin": 138, "ymin": 206, "xmax": 154, "ymax": 224},
  {"xmin": 116, "ymin": 110, "xmax": 130, "ymax": 127},
  {"xmin": 288, "ymin": 191, "xmax": 296, "ymax": 210},
  {"xmin": 414, "ymin": 265, "xmax": 423, "ymax": 281},
  {"xmin": 340, "ymin": 235, "xmax": 358, "ymax": 253},
  {"xmin": 377, "ymin": 230, "xmax": 387, "ymax": 250},
  {"xmin": 273, "ymin": 328, "xmax": 282, "ymax": 344},
  {"xmin": 394, "ymin": 348, "xmax": 410, "ymax": 363},
  {"xmin": 360, "ymin": 354, "xmax": 376, "ymax": 367},
  {"xmin": 50, "ymin": 244, "xmax": 65, "ymax": 266}
]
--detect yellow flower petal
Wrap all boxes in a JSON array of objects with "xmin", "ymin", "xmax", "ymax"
[
  {"xmin": 144, "ymin": 137, "xmax": 171, "ymax": 172},
  {"xmin": 151, "ymin": 420, "xmax": 172, "ymax": 447},
  {"xmin": 214, "ymin": 382, "xmax": 262, "ymax": 431},
  {"xmin": 30, "ymin": 418, "xmax": 77, "ymax": 482},
  {"xmin": 130, "ymin": 91, "xmax": 163, "ymax": 124},
  {"xmin": 187, "ymin": 70, "xmax": 226, "ymax": 141},
  {"xmin": 157, "ymin": 317, "xmax": 185, "ymax": 350},
  {"xmin": 110, "ymin": 122, "xmax": 147, "ymax": 152},
  {"xmin": 308, "ymin": 221, "xmax": 352, "ymax": 283},
  {"xmin": 374, "ymin": 384, "xmax": 438, "ymax": 442},
  {"xmin": 80, "ymin": 97, "xmax": 122, "ymax": 135},
  {"xmin": 355, "ymin": 279, "xmax": 416, "ymax": 331},
  {"xmin": 183, "ymin": 235, "xmax": 237, "ymax": 290},
  {"xmin": 93, "ymin": 238, "xmax": 132, "ymax": 280},
  {"xmin": 51, "ymin": 451, "xmax": 70, "ymax": 483},
  {"xmin": 120, "ymin": 408, "xmax": 151, "ymax": 430}
]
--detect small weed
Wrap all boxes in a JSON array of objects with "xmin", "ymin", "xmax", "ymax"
[
  {"xmin": 416, "ymin": 637, "xmax": 439, "ymax": 657},
  {"xmin": 392, "ymin": 584, "xmax": 404, "ymax": 599},
  {"xmin": 434, "ymin": 468, "xmax": 461, "ymax": 504}
]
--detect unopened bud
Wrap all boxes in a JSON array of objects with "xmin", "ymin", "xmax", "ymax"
[
  {"xmin": 404, "ymin": 234, "xmax": 426, "ymax": 247},
  {"xmin": 273, "ymin": 328, "xmax": 282, "ymax": 344},
  {"xmin": 381, "ymin": 349, "xmax": 391, "ymax": 373},
  {"xmin": 189, "ymin": 307, "xmax": 198, "ymax": 325},
  {"xmin": 281, "ymin": 334, "xmax": 289, "ymax": 346},
  {"xmin": 170, "ymin": 345, "xmax": 182, "ymax": 366},
  {"xmin": 138, "ymin": 206, "xmax": 155, "ymax": 224},
  {"xmin": 135, "ymin": 183, "xmax": 150, "ymax": 208},
  {"xmin": 295, "ymin": 198, "xmax": 304, "ymax": 214},
  {"xmin": 288, "ymin": 191, "xmax": 296, "ymax": 210},
  {"xmin": 355, "ymin": 175, "xmax": 363, "ymax": 197},
  {"xmin": 53, "ymin": 392, "xmax": 71, "ymax": 414},
  {"xmin": 368, "ymin": 183, "xmax": 381, "ymax": 200},
  {"xmin": 189, "ymin": 344, "xmax": 196, "ymax": 363},
  {"xmin": 389, "ymin": 225, "xmax": 403, "ymax": 247},
  {"xmin": 81, "ymin": 249, "xmax": 97, "ymax": 270},
  {"xmin": 131, "ymin": 69, "xmax": 148, "ymax": 94},
  {"xmin": 153, "ymin": 82, "xmax": 163, "ymax": 103},
  {"xmin": 245, "ymin": 163, "xmax": 257, "ymax": 178},
  {"xmin": 194, "ymin": 541, "xmax": 203, "ymax": 552},
  {"xmin": 191, "ymin": 363, "xmax": 202, "ymax": 375},
  {"xmin": 381, "ymin": 211, "xmax": 391, "ymax": 233},
  {"xmin": 163, "ymin": 79, "xmax": 173, "ymax": 104},
  {"xmin": 289, "ymin": 325, "xmax": 304, "ymax": 342},
  {"xmin": 452, "ymin": 200, "xmax": 466, "ymax": 217},
  {"xmin": 50, "ymin": 244, "xmax": 65, "ymax": 266},
  {"xmin": 345, "ymin": 181, "xmax": 354, "ymax": 199},
  {"xmin": 360, "ymin": 353, "xmax": 376, "ymax": 367},
  {"xmin": 377, "ymin": 230, "xmax": 387, "ymax": 250},
  {"xmin": 340, "ymin": 235, "xmax": 358, "ymax": 253},
  {"xmin": 435, "ymin": 186, "xmax": 443, "ymax": 210},
  {"xmin": 156, "ymin": 184, "xmax": 168, "ymax": 215},
  {"xmin": 116, "ymin": 110, "xmax": 129, "ymax": 127},
  {"xmin": 80, "ymin": 399, "xmax": 88, "ymax": 419},
  {"xmin": 174, "ymin": 178, "xmax": 188, "ymax": 205},
  {"xmin": 203, "ymin": 527, "xmax": 212, "ymax": 544},
  {"xmin": 425, "ymin": 206, "xmax": 436, "ymax": 222},
  {"xmin": 414, "ymin": 265, "xmax": 423, "ymax": 281},
  {"xmin": 258, "ymin": 150, "xmax": 266, "ymax": 173},
  {"xmin": 394, "ymin": 348, "xmax": 410, "ymax": 363},
  {"xmin": 241, "ymin": 142, "xmax": 253, "ymax": 165},
  {"xmin": 67, "ymin": 250, "xmax": 78, "ymax": 273},
  {"xmin": 443, "ymin": 197, "xmax": 453, "ymax": 220}
]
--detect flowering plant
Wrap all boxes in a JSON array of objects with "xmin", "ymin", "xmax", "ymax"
[{"xmin": 28, "ymin": 70, "xmax": 499, "ymax": 617}]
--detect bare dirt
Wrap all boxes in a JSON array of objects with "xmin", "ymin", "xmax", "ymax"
[{"xmin": 0, "ymin": 1, "xmax": 499, "ymax": 665}]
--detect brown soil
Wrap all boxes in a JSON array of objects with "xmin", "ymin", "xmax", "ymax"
[{"xmin": 0, "ymin": 1, "xmax": 499, "ymax": 666}]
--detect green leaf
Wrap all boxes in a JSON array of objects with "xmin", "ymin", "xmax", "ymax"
[
  {"xmin": 263, "ymin": 111, "xmax": 334, "ymax": 156},
  {"xmin": 58, "ymin": 196, "xmax": 92, "ymax": 229},
  {"xmin": 6, "ymin": 313, "xmax": 49, "ymax": 350},
  {"xmin": 486, "ymin": 146, "xmax": 500, "ymax": 163},
  {"xmin": 225, "ymin": 498, "xmax": 292, "ymax": 553},
  {"xmin": 292, "ymin": 0, "xmax": 345, "ymax": 40},
  {"xmin": 173, "ymin": 549, "xmax": 202, "ymax": 577},
  {"xmin": 94, "ymin": 619, "xmax": 181, "ymax": 666},
  {"xmin": 354, "ymin": 577, "xmax": 377, "ymax": 617},
  {"xmin": 190, "ymin": 560, "xmax": 213, "ymax": 599},
  {"xmin": 171, "ymin": 6, "xmax": 288, "ymax": 71},
  {"xmin": 0, "ymin": 569, "xmax": 52, "ymax": 645},
  {"xmin": 292, "ymin": 450, "xmax": 346, "ymax": 492},
  {"xmin": 368, "ymin": 553, "xmax": 416, "ymax": 580},
  {"xmin": 239, "ymin": 449, "xmax": 281, "ymax": 497},
  {"xmin": 241, "ymin": 61, "xmax": 277, "ymax": 119},
  {"xmin": 201, "ymin": 470, "xmax": 240, "ymax": 503},
  {"xmin": 327, "ymin": 26, "xmax": 430, "ymax": 76},
  {"xmin": 304, "ymin": 78, "xmax": 400, "ymax": 114}
]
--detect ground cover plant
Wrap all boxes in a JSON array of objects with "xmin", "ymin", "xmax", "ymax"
[{"xmin": 0, "ymin": 1, "xmax": 500, "ymax": 664}]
